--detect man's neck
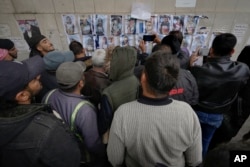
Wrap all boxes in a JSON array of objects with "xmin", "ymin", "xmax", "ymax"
[
  {"xmin": 92, "ymin": 66, "xmax": 106, "ymax": 74},
  {"xmin": 75, "ymin": 53, "xmax": 85, "ymax": 59}
]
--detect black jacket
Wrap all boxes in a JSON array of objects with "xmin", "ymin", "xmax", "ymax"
[
  {"xmin": 0, "ymin": 104, "xmax": 81, "ymax": 167},
  {"xmin": 190, "ymin": 56, "xmax": 250, "ymax": 114}
]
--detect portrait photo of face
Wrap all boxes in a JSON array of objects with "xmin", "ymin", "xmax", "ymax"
[
  {"xmin": 110, "ymin": 15, "xmax": 122, "ymax": 36},
  {"xmin": 158, "ymin": 15, "xmax": 172, "ymax": 35},
  {"xmin": 173, "ymin": 15, "xmax": 184, "ymax": 32},
  {"xmin": 62, "ymin": 14, "xmax": 77, "ymax": 35},
  {"xmin": 79, "ymin": 15, "xmax": 93, "ymax": 35},
  {"xmin": 95, "ymin": 15, "xmax": 108, "ymax": 36}
]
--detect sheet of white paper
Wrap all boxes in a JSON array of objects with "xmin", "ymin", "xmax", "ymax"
[
  {"xmin": 176, "ymin": 0, "xmax": 197, "ymax": 7},
  {"xmin": 232, "ymin": 24, "xmax": 248, "ymax": 44},
  {"xmin": 0, "ymin": 24, "xmax": 11, "ymax": 37},
  {"xmin": 9, "ymin": 37, "xmax": 29, "ymax": 51}
]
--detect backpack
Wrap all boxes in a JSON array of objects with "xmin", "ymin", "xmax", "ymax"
[{"xmin": 44, "ymin": 89, "xmax": 95, "ymax": 163}]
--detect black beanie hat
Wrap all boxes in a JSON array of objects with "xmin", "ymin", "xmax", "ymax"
[
  {"xmin": 161, "ymin": 35, "xmax": 181, "ymax": 54},
  {"xmin": 28, "ymin": 35, "xmax": 46, "ymax": 49},
  {"xmin": 0, "ymin": 39, "xmax": 14, "ymax": 50}
]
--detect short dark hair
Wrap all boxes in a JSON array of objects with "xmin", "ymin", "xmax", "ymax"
[
  {"xmin": 212, "ymin": 33, "xmax": 237, "ymax": 56},
  {"xmin": 169, "ymin": 30, "xmax": 183, "ymax": 44},
  {"xmin": 69, "ymin": 41, "xmax": 83, "ymax": 55},
  {"xmin": 144, "ymin": 51, "xmax": 179, "ymax": 95},
  {"xmin": 161, "ymin": 35, "xmax": 181, "ymax": 54},
  {"xmin": 152, "ymin": 44, "xmax": 171, "ymax": 53}
]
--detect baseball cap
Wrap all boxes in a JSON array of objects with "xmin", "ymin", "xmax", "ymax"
[
  {"xmin": 43, "ymin": 51, "xmax": 74, "ymax": 71},
  {"xmin": 0, "ymin": 39, "xmax": 14, "ymax": 50},
  {"xmin": 28, "ymin": 35, "xmax": 46, "ymax": 49},
  {"xmin": 56, "ymin": 61, "xmax": 86, "ymax": 89},
  {"xmin": 0, "ymin": 55, "xmax": 45, "ymax": 100}
]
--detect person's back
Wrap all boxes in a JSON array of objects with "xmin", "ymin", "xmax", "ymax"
[
  {"xmin": 190, "ymin": 33, "xmax": 250, "ymax": 157},
  {"xmin": 82, "ymin": 49, "xmax": 111, "ymax": 108},
  {"xmin": 0, "ymin": 57, "xmax": 81, "ymax": 167},
  {"xmin": 100, "ymin": 46, "xmax": 139, "ymax": 136},
  {"xmin": 151, "ymin": 43, "xmax": 199, "ymax": 106},
  {"xmin": 107, "ymin": 51, "xmax": 202, "ymax": 167},
  {"xmin": 42, "ymin": 61, "xmax": 106, "ymax": 165}
]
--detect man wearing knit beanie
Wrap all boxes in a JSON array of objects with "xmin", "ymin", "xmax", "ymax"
[
  {"xmin": 0, "ymin": 38, "xmax": 18, "ymax": 61},
  {"xmin": 28, "ymin": 35, "xmax": 55, "ymax": 58}
]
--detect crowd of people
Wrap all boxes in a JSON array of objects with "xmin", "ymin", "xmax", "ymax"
[{"xmin": 0, "ymin": 30, "xmax": 250, "ymax": 167}]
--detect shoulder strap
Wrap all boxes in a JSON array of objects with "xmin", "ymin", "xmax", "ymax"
[
  {"xmin": 70, "ymin": 100, "xmax": 94, "ymax": 132},
  {"xmin": 44, "ymin": 89, "xmax": 57, "ymax": 104}
]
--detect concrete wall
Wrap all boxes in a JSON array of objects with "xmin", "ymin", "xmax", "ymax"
[{"xmin": 0, "ymin": 0, "xmax": 250, "ymax": 60}]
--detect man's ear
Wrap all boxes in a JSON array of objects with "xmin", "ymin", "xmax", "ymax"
[
  {"xmin": 140, "ymin": 71, "xmax": 147, "ymax": 84},
  {"xmin": 230, "ymin": 48, "xmax": 235, "ymax": 55},
  {"xmin": 79, "ymin": 80, "xmax": 84, "ymax": 88},
  {"xmin": 15, "ymin": 90, "xmax": 30, "ymax": 103},
  {"xmin": 36, "ymin": 44, "xmax": 42, "ymax": 52}
]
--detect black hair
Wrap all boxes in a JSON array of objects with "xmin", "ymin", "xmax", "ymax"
[
  {"xmin": 212, "ymin": 33, "xmax": 237, "ymax": 56},
  {"xmin": 161, "ymin": 35, "xmax": 181, "ymax": 54},
  {"xmin": 237, "ymin": 45, "xmax": 250, "ymax": 69},
  {"xmin": 169, "ymin": 30, "xmax": 183, "ymax": 44},
  {"xmin": 69, "ymin": 41, "xmax": 84, "ymax": 55},
  {"xmin": 144, "ymin": 51, "xmax": 179, "ymax": 95},
  {"xmin": 152, "ymin": 44, "xmax": 171, "ymax": 53}
]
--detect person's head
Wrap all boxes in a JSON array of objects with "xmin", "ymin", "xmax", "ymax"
[
  {"xmin": 29, "ymin": 35, "xmax": 55, "ymax": 57},
  {"xmin": 69, "ymin": 40, "xmax": 85, "ymax": 57},
  {"xmin": 161, "ymin": 35, "xmax": 181, "ymax": 54},
  {"xmin": 65, "ymin": 16, "xmax": 72, "ymax": 24},
  {"xmin": 92, "ymin": 49, "xmax": 106, "ymax": 68},
  {"xmin": 0, "ymin": 38, "xmax": 18, "ymax": 60},
  {"xmin": 169, "ymin": 30, "xmax": 183, "ymax": 44},
  {"xmin": 0, "ymin": 56, "xmax": 45, "ymax": 105},
  {"xmin": 43, "ymin": 51, "xmax": 74, "ymax": 71},
  {"xmin": 152, "ymin": 44, "xmax": 171, "ymax": 53},
  {"xmin": 211, "ymin": 33, "xmax": 237, "ymax": 57},
  {"xmin": 237, "ymin": 45, "xmax": 250, "ymax": 69},
  {"xmin": 142, "ymin": 51, "xmax": 179, "ymax": 97},
  {"xmin": 203, "ymin": 140, "xmax": 250, "ymax": 167},
  {"xmin": 56, "ymin": 61, "xmax": 86, "ymax": 93}
]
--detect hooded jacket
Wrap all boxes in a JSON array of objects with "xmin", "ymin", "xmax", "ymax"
[
  {"xmin": 99, "ymin": 46, "xmax": 139, "ymax": 134},
  {"xmin": 0, "ymin": 104, "xmax": 80, "ymax": 167}
]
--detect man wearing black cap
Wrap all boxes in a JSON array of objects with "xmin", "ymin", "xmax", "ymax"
[
  {"xmin": 0, "ymin": 56, "xmax": 81, "ymax": 167},
  {"xmin": 0, "ymin": 38, "xmax": 18, "ymax": 61},
  {"xmin": 28, "ymin": 35, "xmax": 55, "ymax": 58}
]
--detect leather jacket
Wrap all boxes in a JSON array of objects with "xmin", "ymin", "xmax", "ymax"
[{"xmin": 190, "ymin": 56, "xmax": 250, "ymax": 114}]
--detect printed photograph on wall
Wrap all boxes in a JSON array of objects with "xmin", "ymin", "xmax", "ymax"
[
  {"xmin": 120, "ymin": 35, "xmax": 135, "ymax": 47},
  {"xmin": 110, "ymin": 15, "xmax": 123, "ymax": 36},
  {"xmin": 62, "ymin": 14, "xmax": 78, "ymax": 35},
  {"xmin": 158, "ymin": 15, "xmax": 172, "ymax": 35},
  {"xmin": 79, "ymin": 14, "xmax": 93, "ymax": 35},
  {"xmin": 98, "ymin": 36, "xmax": 109, "ymax": 49},
  {"xmin": 190, "ymin": 34, "xmax": 208, "ymax": 52},
  {"xmin": 184, "ymin": 15, "xmax": 199, "ymax": 35},
  {"xmin": 94, "ymin": 15, "xmax": 108, "ymax": 36},
  {"xmin": 145, "ymin": 15, "xmax": 158, "ymax": 34},
  {"xmin": 136, "ymin": 20, "xmax": 145, "ymax": 34},
  {"xmin": 125, "ymin": 15, "xmax": 136, "ymax": 35},
  {"xmin": 83, "ymin": 35, "xmax": 95, "ymax": 56},
  {"xmin": 181, "ymin": 35, "xmax": 192, "ymax": 55},
  {"xmin": 17, "ymin": 19, "xmax": 41, "ymax": 46},
  {"xmin": 173, "ymin": 15, "xmax": 185, "ymax": 32},
  {"xmin": 67, "ymin": 34, "xmax": 81, "ymax": 44}
]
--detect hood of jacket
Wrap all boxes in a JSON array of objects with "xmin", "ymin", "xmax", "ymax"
[
  {"xmin": 0, "ymin": 104, "xmax": 48, "ymax": 147},
  {"xmin": 109, "ymin": 46, "xmax": 137, "ymax": 81}
]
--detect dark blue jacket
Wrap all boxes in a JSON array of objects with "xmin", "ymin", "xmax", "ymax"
[{"xmin": 0, "ymin": 104, "xmax": 81, "ymax": 167}]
